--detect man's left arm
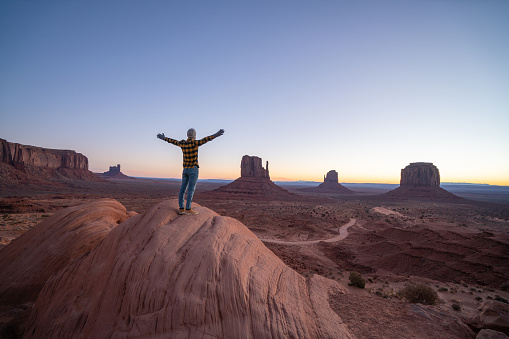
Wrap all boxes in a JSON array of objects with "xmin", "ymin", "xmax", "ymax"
[{"xmin": 197, "ymin": 129, "xmax": 224, "ymax": 146}]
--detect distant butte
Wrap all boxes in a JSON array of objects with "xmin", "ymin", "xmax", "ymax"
[
  {"xmin": 304, "ymin": 170, "xmax": 354, "ymax": 194},
  {"xmin": 97, "ymin": 164, "xmax": 133, "ymax": 180},
  {"xmin": 0, "ymin": 138, "xmax": 102, "ymax": 185},
  {"xmin": 384, "ymin": 162, "xmax": 462, "ymax": 201},
  {"xmin": 200, "ymin": 155, "xmax": 296, "ymax": 200}
]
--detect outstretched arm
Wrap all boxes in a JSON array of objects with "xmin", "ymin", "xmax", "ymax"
[
  {"xmin": 156, "ymin": 133, "xmax": 180, "ymax": 146},
  {"xmin": 197, "ymin": 129, "xmax": 225, "ymax": 146}
]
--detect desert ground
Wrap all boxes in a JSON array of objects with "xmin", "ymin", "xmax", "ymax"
[{"xmin": 1, "ymin": 178, "xmax": 508, "ymax": 338}]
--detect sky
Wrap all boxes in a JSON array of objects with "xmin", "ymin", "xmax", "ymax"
[{"xmin": 1, "ymin": 1, "xmax": 508, "ymax": 185}]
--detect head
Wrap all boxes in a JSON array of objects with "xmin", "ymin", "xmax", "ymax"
[{"xmin": 187, "ymin": 128, "xmax": 196, "ymax": 140}]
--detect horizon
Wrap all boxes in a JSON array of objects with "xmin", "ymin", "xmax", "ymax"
[{"xmin": 1, "ymin": 1, "xmax": 508, "ymax": 186}]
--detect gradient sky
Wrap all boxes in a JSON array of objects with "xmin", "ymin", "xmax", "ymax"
[{"xmin": 1, "ymin": 1, "xmax": 508, "ymax": 185}]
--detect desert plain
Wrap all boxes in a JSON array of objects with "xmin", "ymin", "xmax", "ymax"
[{"xmin": 1, "ymin": 172, "xmax": 509, "ymax": 338}]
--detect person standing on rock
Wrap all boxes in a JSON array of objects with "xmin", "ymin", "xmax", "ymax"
[{"xmin": 157, "ymin": 128, "xmax": 224, "ymax": 215}]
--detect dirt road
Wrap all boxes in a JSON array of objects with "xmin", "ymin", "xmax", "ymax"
[{"xmin": 259, "ymin": 218, "xmax": 357, "ymax": 245}]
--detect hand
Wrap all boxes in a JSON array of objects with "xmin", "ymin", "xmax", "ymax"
[
  {"xmin": 213, "ymin": 129, "xmax": 224, "ymax": 137},
  {"xmin": 157, "ymin": 133, "xmax": 165, "ymax": 140}
]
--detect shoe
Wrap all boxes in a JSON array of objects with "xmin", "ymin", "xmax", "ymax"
[
  {"xmin": 178, "ymin": 208, "xmax": 185, "ymax": 215},
  {"xmin": 185, "ymin": 209, "xmax": 199, "ymax": 215}
]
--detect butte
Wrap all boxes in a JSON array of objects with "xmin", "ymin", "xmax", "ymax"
[
  {"xmin": 384, "ymin": 162, "xmax": 462, "ymax": 201},
  {"xmin": 200, "ymin": 155, "xmax": 296, "ymax": 200},
  {"xmin": 304, "ymin": 170, "xmax": 354, "ymax": 194}
]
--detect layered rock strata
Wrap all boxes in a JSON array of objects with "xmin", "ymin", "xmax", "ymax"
[
  {"xmin": 0, "ymin": 138, "xmax": 101, "ymax": 183},
  {"xmin": 385, "ymin": 162, "xmax": 460, "ymax": 201},
  {"xmin": 305, "ymin": 170, "xmax": 354, "ymax": 194},
  {"xmin": 24, "ymin": 200, "xmax": 353, "ymax": 338},
  {"xmin": 400, "ymin": 162, "xmax": 440, "ymax": 186},
  {"xmin": 241, "ymin": 155, "xmax": 270, "ymax": 179},
  {"xmin": 0, "ymin": 199, "xmax": 130, "ymax": 306},
  {"xmin": 202, "ymin": 156, "xmax": 296, "ymax": 199},
  {"xmin": 98, "ymin": 164, "xmax": 132, "ymax": 179}
]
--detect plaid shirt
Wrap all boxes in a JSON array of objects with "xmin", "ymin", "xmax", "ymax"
[{"xmin": 163, "ymin": 135, "xmax": 216, "ymax": 168}]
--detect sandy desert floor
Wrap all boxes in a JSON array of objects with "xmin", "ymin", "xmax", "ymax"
[{"xmin": 1, "ymin": 178, "xmax": 508, "ymax": 338}]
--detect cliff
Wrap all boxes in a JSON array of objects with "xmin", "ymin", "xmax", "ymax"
[
  {"xmin": 0, "ymin": 138, "xmax": 101, "ymax": 184},
  {"xmin": 400, "ymin": 162, "xmax": 440, "ymax": 186},
  {"xmin": 385, "ymin": 162, "xmax": 461, "ymax": 201},
  {"xmin": 241, "ymin": 155, "xmax": 270, "ymax": 179}
]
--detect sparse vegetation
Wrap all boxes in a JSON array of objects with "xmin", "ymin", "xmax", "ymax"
[
  {"xmin": 452, "ymin": 303, "xmax": 461, "ymax": 311},
  {"xmin": 438, "ymin": 287, "xmax": 448, "ymax": 292},
  {"xmin": 399, "ymin": 283, "xmax": 438, "ymax": 305},
  {"xmin": 348, "ymin": 271, "xmax": 365, "ymax": 288}
]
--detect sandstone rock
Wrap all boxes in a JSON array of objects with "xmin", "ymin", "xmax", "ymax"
[
  {"xmin": 469, "ymin": 301, "xmax": 509, "ymax": 336},
  {"xmin": 241, "ymin": 155, "xmax": 269, "ymax": 179},
  {"xmin": 476, "ymin": 329, "xmax": 509, "ymax": 339},
  {"xmin": 25, "ymin": 199, "xmax": 353, "ymax": 338},
  {"xmin": 2, "ymin": 138, "xmax": 89, "ymax": 170},
  {"xmin": 304, "ymin": 170, "xmax": 354, "ymax": 194},
  {"xmin": 400, "ymin": 162, "xmax": 440, "ymax": 186},
  {"xmin": 98, "ymin": 164, "xmax": 133, "ymax": 179},
  {"xmin": 324, "ymin": 170, "xmax": 339, "ymax": 183},
  {"xmin": 0, "ymin": 199, "xmax": 129, "ymax": 306},
  {"xmin": 0, "ymin": 138, "xmax": 102, "ymax": 184},
  {"xmin": 202, "ymin": 156, "xmax": 296, "ymax": 200},
  {"xmin": 385, "ymin": 162, "xmax": 461, "ymax": 201}
]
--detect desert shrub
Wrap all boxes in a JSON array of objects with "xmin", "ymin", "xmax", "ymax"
[
  {"xmin": 452, "ymin": 303, "xmax": 461, "ymax": 311},
  {"xmin": 399, "ymin": 283, "xmax": 438, "ymax": 305},
  {"xmin": 349, "ymin": 271, "xmax": 365, "ymax": 288},
  {"xmin": 475, "ymin": 296, "xmax": 483, "ymax": 301},
  {"xmin": 438, "ymin": 287, "xmax": 448, "ymax": 292}
]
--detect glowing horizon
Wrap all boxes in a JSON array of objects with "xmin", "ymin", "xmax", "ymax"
[{"xmin": 1, "ymin": 1, "xmax": 508, "ymax": 187}]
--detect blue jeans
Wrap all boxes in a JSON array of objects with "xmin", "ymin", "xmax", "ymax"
[{"xmin": 179, "ymin": 167, "xmax": 199, "ymax": 210}]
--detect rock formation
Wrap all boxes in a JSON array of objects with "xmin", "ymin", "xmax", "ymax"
[
  {"xmin": 0, "ymin": 138, "xmax": 101, "ymax": 184},
  {"xmin": 303, "ymin": 170, "xmax": 354, "ymax": 194},
  {"xmin": 400, "ymin": 162, "xmax": 440, "ymax": 186},
  {"xmin": 98, "ymin": 164, "xmax": 133, "ymax": 179},
  {"xmin": 468, "ymin": 300, "xmax": 509, "ymax": 336},
  {"xmin": 0, "ymin": 199, "xmax": 130, "ymax": 306},
  {"xmin": 385, "ymin": 162, "xmax": 461, "ymax": 201},
  {"xmin": 24, "ymin": 199, "xmax": 353, "ymax": 338},
  {"xmin": 324, "ymin": 170, "xmax": 339, "ymax": 183},
  {"xmin": 241, "ymin": 155, "xmax": 270, "ymax": 179},
  {"xmin": 200, "ymin": 155, "xmax": 296, "ymax": 200}
]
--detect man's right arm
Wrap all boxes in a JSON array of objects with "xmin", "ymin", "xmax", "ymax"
[{"xmin": 157, "ymin": 133, "xmax": 180, "ymax": 146}]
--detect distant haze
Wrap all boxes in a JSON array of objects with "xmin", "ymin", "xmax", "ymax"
[{"xmin": 1, "ymin": 1, "xmax": 508, "ymax": 185}]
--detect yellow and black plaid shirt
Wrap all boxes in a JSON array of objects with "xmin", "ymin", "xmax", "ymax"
[{"xmin": 163, "ymin": 135, "xmax": 216, "ymax": 168}]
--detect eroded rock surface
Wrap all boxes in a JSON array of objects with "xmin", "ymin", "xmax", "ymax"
[
  {"xmin": 0, "ymin": 138, "xmax": 102, "ymax": 184},
  {"xmin": 0, "ymin": 199, "xmax": 129, "ymax": 306},
  {"xmin": 25, "ymin": 200, "xmax": 353, "ymax": 339},
  {"xmin": 241, "ymin": 155, "xmax": 270, "ymax": 179},
  {"xmin": 304, "ymin": 170, "xmax": 354, "ymax": 194},
  {"xmin": 401, "ymin": 162, "xmax": 440, "ymax": 186}
]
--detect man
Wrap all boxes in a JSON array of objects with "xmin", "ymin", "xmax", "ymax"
[{"xmin": 157, "ymin": 128, "xmax": 224, "ymax": 215}]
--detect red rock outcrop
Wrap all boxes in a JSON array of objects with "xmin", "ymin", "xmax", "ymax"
[
  {"xmin": 0, "ymin": 199, "xmax": 129, "ymax": 306},
  {"xmin": 97, "ymin": 164, "xmax": 133, "ymax": 179},
  {"xmin": 241, "ymin": 155, "xmax": 270, "ymax": 179},
  {"xmin": 385, "ymin": 163, "xmax": 461, "ymax": 201},
  {"xmin": 304, "ymin": 170, "xmax": 354, "ymax": 194},
  {"xmin": 400, "ymin": 162, "xmax": 440, "ymax": 186},
  {"xmin": 0, "ymin": 138, "xmax": 101, "ymax": 184},
  {"xmin": 200, "ymin": 156, "xmax": 296, "ymax": 200},
  {"xmin": 25, "ymin": 200, "xmax": 353, "ymax": 338}
]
